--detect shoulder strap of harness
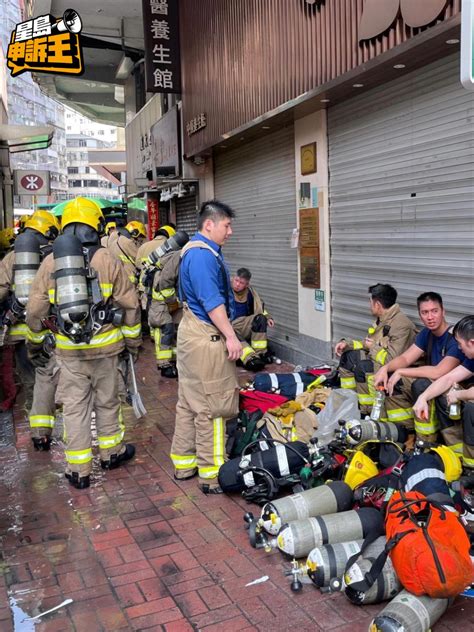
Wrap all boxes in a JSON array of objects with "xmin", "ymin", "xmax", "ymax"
[{"xmin": 179, "ymin": 240, "xmax": 230, "ymax": 316}]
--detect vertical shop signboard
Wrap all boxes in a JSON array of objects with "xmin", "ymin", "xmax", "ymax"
[
  {"xmin": 147, "ymin": 196, "xmax": 160, "ymax": 240},
  {"xmin": 142, "ymin": 0, "xmax": 181, "ymax": 93}
]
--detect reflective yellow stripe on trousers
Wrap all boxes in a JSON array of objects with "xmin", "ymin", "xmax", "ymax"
[
  {"xmin": 386, "ymin": 408, "xmax": 414, "ymax": 423},
  {"xmin": 251, "ymin": 340, "xmax": 267, "ymax": 350},
  {"xmin": 414, "ymin": 400, "xmax": 440, "ymax": 435},
  {"xmin": 170, "ymin": 453, "xmax": 198, "ymax": 470},
  {"xmin": 240, "ymin": 345, "xmax": 254, "ymax": 362},
  {"xmin": 29, "ymin": 415, "xmax": 55, "ymax": 429},
  {"xmin": 98, "ymin": 407, "xmax": 124, "ymax": 450},
  {"xmin": 65, "ymin": 448, "xmax": 93, "ymax": 464},
  {"xmin": 341, "ymin": 376, "xmax": 356, "ymax": 390},
  {"xmin": 199, "ymin": 417, "xmax": 225, "ymax": 479},
  {"xmin": 155, "ymin": 328, "xmax": 173, "ymax": 360}
]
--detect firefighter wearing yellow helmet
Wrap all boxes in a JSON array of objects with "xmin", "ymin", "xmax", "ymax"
[
  {"xmin": 26, "ymin": 197, "xmax": 141, "ymax": 489},
  {"xmin": 109, "ymin": 220, "xmax": 147, "ymax": 285},
  {"xmin": 0, "ymin": 227, "xmax": 15, "ymax": 255},
  {"xmin": 0, "ymin": 211, "xmax": 60, "ymax": 421},
  {"xmin": 101, "ymin": 221, "xmax": 118, "ymax": 248}
]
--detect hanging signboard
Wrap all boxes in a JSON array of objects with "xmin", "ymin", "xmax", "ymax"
[
  {"xmin": 142, "ymin": 0, "xmax": 181, "ymax": 94},
  {"xmin": 146, "ymin": 196, "xmax": 160, "ymax": 240}
]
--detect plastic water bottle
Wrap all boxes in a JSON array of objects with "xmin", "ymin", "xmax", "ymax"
[
  {"xmin": 449, "ymin": 383, "xmax": 461, "ymax": 420},
  {"xmin": 370, "ymin": 387, "xmax": 385, "ymax": 422}
]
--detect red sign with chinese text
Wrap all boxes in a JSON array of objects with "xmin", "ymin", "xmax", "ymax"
[{"xmin": 147, "ymin": 197, "xmax": 160, "ymax": 240}]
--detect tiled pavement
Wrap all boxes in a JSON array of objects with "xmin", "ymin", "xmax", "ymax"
[{"xmin": 1, "ymin": 339, "xmax": 474, "ymax": 631}]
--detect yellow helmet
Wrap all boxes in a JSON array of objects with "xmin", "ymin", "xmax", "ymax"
[
  {"xmin": 125, "ymin": 221, "xmax": 146, "ymax": 239},
  {"xmin": 62, "ymin": 198, "xmax": 105, "ymax": 233},
  {"xmin": 159, "ymin": 225, "xmax": 176, "ymax": 238},
  {"xmin": 24, "ymin": 211, "xmax": 60, "ymax": 240},
  {"xmin": 105, "ymin": 221, "xmax": 116, "ymax": 235},
  {"xmin": 431, "ymin": 445, "xmax": 462, "ymax": 483},
  {"xmin": 0, "ymin": 227, "xmax": 15, "ymax": 251},
  {"xmin": 18, "ymin": 214, "xmax": 30, "ymax": 232},
  {"xmin": 344, "ymin": 450, "xmax": 379, "ymax": 490}
]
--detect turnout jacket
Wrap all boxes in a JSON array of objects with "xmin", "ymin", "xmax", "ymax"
[
  {"xmin": 109, "ymin": 234, "xmax": 140, "ymax": 285},
  {"xmin": 232, "ymin": 285, "xmax": 271, "ymax": 321},
  {"xmin": 26, "ymin": 248, "xmax": 141, "ymax": 359},
  {"xmin": 344, "ymin": 303, "xmax": 416, "ymax": 367},
  {"xmin": 0, "ymin": 251, "xmax": 34, "ymax": 344}
]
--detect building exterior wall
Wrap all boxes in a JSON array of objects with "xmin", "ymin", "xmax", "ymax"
[
  {"xmin": 179, "ymin": 0, "xmax": 462, "ymax": 157},
  {"xmin": 66, "ymin": 135, "xmax": 118, "ymax": 200},
  {"xmin": 294, "ymin": 109, "xmax": 331, "ymax": 360}
]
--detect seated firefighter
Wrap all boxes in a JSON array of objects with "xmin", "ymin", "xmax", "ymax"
[
  {"xmin": 143, "ymin": 229, "xmax": 190, "ymax": 378},
  {"xmin": 413, "ymin": 315, "xmax": 474, "ymax": 471},
  {"xmin": 375, "ymin": 292, "xmax": 465, "ymax": 440},
  {"xmin": 231, "ymin": 267, "xmax": 275, "ymax": 372},
  {"xmin": 336, "ymin": 283, "xmax": 416, "ymax": 413}
]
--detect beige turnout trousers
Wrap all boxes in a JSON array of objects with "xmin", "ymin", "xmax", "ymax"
[
  {"xmin": 56, "ymin": 355, "xmax": 125, "ymax": 475},
  {"xmin": 29, "ymin": 355, "xmax": 60, "ymax": 438},
  {"xmin": 233, "ymin": 315, "xmax": 267, "ymax": 364},
  {"xmin": 170, "ymin": 307, "xmax": 239, "ymax": 485}
]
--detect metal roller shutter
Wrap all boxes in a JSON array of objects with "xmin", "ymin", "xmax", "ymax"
[
  {"xmin": 214, "ymin": 125, "xmax": 298, "ymax": 348},
  {"xmin": 176, "ymin": 195, "xmax": 198, "ymax": 236},
  {"xmin": 328, "ymin": 54, "xmax": 474, "ymax": 342}
]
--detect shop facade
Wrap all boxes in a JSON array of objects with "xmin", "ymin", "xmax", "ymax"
[{"xmin": 175, "ymin": 0, "xmax": 470, "ymax": 362}]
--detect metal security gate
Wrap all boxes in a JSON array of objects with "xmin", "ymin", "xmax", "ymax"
[
  {"xmin": 328, "ymin": 54, "xmax": 474, "ymax": 342},
  {"xmin": 176, "ymin": 194, "xmax": 198, "ymax": 236},
  {"xmin": 214, "ymin": 125, "xmax": 298, "ymax": 348}
]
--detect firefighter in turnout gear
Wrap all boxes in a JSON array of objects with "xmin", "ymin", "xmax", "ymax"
[
  {"xmin": 136, "ymin": 224, "xmax": 176, "ymax": 308},
  {"xmin": 376, "ymin": 293, "xmax": 466, "ymax": 443},
  {"xmin": 26, "ymin": 198, "xmax": 141, "ymax": 489},
  {"xmin": 0, "ymin": 211, "xmax": 60, "ymax": 423},
  {"xmin": 142, "ymin": 229, "xmax": 189, "ymax": 378},
  {"xmin": 101, "ymin": 221, "xmax": 118, "ymax": 248},
  {"xmin": 413, "ymin": 316, "xmax": 474, "ymax": 470},
  {"xmin": 170, "ymin": 200, "xmax": 240, "ymax": 494},
  {"xmin": 336, "ymin": 284, "xmax": 416, "ymax": 414},
  {"xmin": 109, "ymin": 220, "xmax": 146, "ymax": 285},
  {"xmin": 231, "ymin": 267, "xmax": 274, "ymax": 371}
]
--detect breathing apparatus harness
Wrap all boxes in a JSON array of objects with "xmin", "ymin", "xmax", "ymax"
[
  {"xmin": 0, "ymin": 232, "xmax": 52, "ymax": 345},
  {"xmin": 53, "ymin": 240, "xmax": 123, "ymax": 345}
]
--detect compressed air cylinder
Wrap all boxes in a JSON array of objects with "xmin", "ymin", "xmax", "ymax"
[
  {"xmin": 369, "ymin": 590, "xmax": 450, "ymax": 632},
  {"xmin": 306, "ymin": 540, "xmax": 363, "ymax": 588},
  {"xmin": 344, "ymin": 419, "xmax": 407, "ymax": 446},
  {"xmin": 276, "ymin": 507, "xmax": 384, "ymax": 558},
  {"xmin": 53, "ymin": 233, "xmax": 89, "ymax": 324},
  {"xmin": 305, "ymin": 535, "xmax": 385, "ymax": 589},
  {"xmin": 343, "ymin": 542, "xmax": 401, "ymax": 605},
  {"xmin": 13, "ymin": 231, "xmax": 41, "ymax": 306},
  {"xmin": 148, "ymin": 230, "xmax": 189, "ymax": 265},
  {"xmin": 261, "ymin": 481, "xmax": 354, "ymax": 535}
]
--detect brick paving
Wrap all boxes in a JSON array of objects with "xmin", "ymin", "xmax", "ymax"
[{"xmin": 1, "ymin": 339, "xmax": 474, "ymax": 631}]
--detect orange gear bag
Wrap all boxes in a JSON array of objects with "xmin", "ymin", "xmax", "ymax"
[{"xmin": 385, "ymin": 491, "xmax": 474, "ymax": 598}]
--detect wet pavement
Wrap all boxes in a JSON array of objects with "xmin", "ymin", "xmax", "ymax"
[{"xmin": 1, "ymin": 339, "xmax": 474, "ymax": 631}]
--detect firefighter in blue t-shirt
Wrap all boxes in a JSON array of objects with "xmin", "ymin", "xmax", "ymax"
[
  {"xmin": 231, "ymin": 267, "xmax": 275, "ymax": 372},
  {"xmin": 413, "ymin": 315, "xmax": 474, "ymax": 470},
  {"xmin": 375, "ymin": 292, "xmax": 465, "ymax": 441}
]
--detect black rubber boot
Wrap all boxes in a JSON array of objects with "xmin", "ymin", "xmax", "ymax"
[
  {"xmin": 160, "ymin": 364, "xmax": 178, "ymax": 379},
  {"xmin": 32, "ymin": 436, "xmax": 52, "ymax": 451},
  {"xmin": 101, "ymin": 443, "xmax": 136, "ymax": 470},
  {"xmin": 65, "ymin": 471, "xmax": 90, "ymax": 489},
  {"xmin": 199, "ymin": 483, "xmax": 224, "ymax": 495},
  {"xmin": 245, "ymin": 357, "xmax": 266, "ymax": 372}
]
